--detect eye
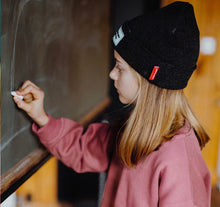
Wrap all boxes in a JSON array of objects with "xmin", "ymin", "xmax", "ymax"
[{"xmin": 116, "ymin": 64, "xmax": 122, "ymax": 72}]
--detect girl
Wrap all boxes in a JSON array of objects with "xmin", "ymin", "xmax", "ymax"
[{"xmin": 13, "ymin": 2, "xmax": 211, "ymax": 207}]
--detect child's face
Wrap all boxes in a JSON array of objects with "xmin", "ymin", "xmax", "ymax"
[{"xmin": 109, "ymin": 50, "xmax": 139, "ymax": 104}]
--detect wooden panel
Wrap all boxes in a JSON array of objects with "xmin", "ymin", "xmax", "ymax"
[
  {"xmin": 162, "ymin": 0, "xmax": 220, "ymax": 185},
  {"xmin": 1, "ymin": 148, "xmax": 49, "ymax": 196},
  {"xmin": 16, "ymin": 157, "xmax": 58, "ymax": 204}
]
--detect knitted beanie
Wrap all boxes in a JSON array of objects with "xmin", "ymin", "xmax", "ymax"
[{"xmin": 113, "ymin": 1, "xmax": 200, "ymax": 89}]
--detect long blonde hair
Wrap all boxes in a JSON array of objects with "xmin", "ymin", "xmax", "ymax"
[{"xmin": 118, "ymin": 73, "xmax": 210, "ymax": 168}]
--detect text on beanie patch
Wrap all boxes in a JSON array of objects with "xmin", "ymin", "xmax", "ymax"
[
  {"xmin": 149, "ymin": 66, "xmax": 160, "ymax": 80},
  {"xmin": 113, "ymin": 26, "xmax": 125, "ymax": 46}
]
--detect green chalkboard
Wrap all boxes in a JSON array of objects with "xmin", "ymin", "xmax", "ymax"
[{"xmin": 1, "ymin": 0, "xmax": 110, "ymax": 193}]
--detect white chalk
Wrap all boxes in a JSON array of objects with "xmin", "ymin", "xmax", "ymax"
[{"xmin": 11, "ymin": 91, "xmax": 24, "ymax": 100}]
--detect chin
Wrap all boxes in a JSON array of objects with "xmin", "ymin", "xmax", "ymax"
[{"xmin": 119, "ymin": 96, "xmax": 129, "ymax": 105}]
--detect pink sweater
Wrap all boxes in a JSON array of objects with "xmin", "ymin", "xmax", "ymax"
[{"xmin": 33, "ymin": 116, "xmax": 211, "ymax": 207}]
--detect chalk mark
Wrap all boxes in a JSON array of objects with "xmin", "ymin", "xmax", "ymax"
[
  {"xmin": 1, "ymin": 106, "xmax": 58, "ymax": 152},
  {"xmin": 11, "ymin": 0, "xmax": 42, "ymax": 90}
]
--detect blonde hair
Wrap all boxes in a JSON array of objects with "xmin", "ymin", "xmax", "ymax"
[{"xmin": 118, "ymin": 73, "xmax": 210, "ymax": 168}]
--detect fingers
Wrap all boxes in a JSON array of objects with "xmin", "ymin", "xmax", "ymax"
[
  {"xmin": 12, "ymin": 80, "xmax": 48, "ymax": 126},
  {"xmin": 13, "ymin": 96, "xmax": 32, "ymax": 113},
  {"xmin": 20, "ymin": 85, "xmax": 44, "ymax": 100},
  {"xmin": 20, "ymin": 80, "xmax": 40, "ymax": 90},
  {"xmin": 16, "ymin": 80, "xmax": 44, "ymax": 101},
  {"xmin": 23, "ymin": 93, "xmax": 33, "ymax": 103}
]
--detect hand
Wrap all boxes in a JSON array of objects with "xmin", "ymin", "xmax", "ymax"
[{"xmin": 13, "ymin": 80, "xmax": 49, "ymax": 127}]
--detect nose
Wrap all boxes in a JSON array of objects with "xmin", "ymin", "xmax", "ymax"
[{"xmin": 109, "ymin": 67, "xmax": 118, "ymax": 80}]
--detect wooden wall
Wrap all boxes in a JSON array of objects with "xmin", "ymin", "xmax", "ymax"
[
  {"xmin": 16, "ymin": 157, "xmax": 58, "ymax": 205},
  {"xmin": 162, "ymin": 0, "xmax": 220, "ymax": 185}
]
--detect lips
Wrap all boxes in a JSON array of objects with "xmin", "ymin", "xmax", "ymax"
[
  {"xmin": 115, "ymin": 87, "xmax": 120, "ymax": 94},
  {"xmin": 114, "ymin": 83, "xmax": 120, "ymax": 94}
]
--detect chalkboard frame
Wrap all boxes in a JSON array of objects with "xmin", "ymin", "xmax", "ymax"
[{"xmin": 0, "ymin": 97, "xmax": 110, "ymax": 202}]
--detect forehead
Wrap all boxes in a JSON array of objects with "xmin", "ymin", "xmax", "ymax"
[
  {"xmin": 114, "ymin": 50, "xmax": 124, "ymax": 62},
  {"xmin": 114, "ymin": 50, "xmax": 119, "ymax": 58}
]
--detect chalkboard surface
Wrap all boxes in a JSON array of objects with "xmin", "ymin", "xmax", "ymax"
[{"xmin": 1, "ymin": 0, "xmax": 110, "ymax": 176}]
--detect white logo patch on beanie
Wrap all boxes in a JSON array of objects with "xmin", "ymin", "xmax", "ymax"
[{"xmin": 113, "ymin": 26, "xmax": 125, "ymax": 46}]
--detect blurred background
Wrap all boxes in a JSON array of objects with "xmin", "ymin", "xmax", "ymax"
[{"xmin": 1, "ymin": 0, "xmax": 220, "ymax": 206}]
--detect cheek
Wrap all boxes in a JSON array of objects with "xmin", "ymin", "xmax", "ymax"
[
  {"xmin": 127, "ymin": 81, "xmax": 139, "ymax": 98},
  {"xmin": 119, "ymin": 75, "xmax": 139, "ymax": 102}
]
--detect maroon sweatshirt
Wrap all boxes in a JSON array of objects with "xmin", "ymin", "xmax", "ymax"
[{"xmin": 33, "ymin": 115, "xmax": 211, "ymax": 207}]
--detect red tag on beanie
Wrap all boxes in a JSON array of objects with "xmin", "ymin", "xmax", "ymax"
[{"xmin": 149, "ymin": 66, "xmax": 159, "ymax": 80}]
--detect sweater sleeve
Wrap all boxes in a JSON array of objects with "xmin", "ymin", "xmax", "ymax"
[{"xmin": 32, "ymin": 115, "xmax": 113, "ymax": 173}]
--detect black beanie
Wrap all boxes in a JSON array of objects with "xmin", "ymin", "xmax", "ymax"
[{"xmin": 113, "ymin": 1, "xmax": 200, "ymax": 90}]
